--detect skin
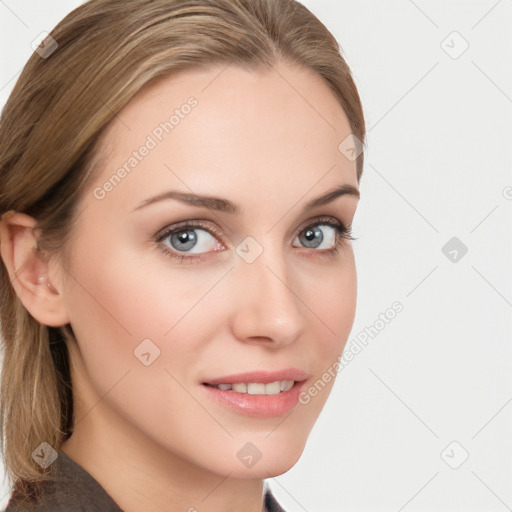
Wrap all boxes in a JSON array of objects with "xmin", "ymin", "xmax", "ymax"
[{"xmin": 0, "ymin": 60, "xmax": 359, "ymax": 512}]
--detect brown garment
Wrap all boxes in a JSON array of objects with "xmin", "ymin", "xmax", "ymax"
[{"xmin": 4, "ymin": 451, "xmax": 286, "ymax": 511}]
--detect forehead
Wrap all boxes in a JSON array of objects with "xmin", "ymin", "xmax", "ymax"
[{"xmin": 87, "ymin": 61, "xmax": 357, "ymax": 212}]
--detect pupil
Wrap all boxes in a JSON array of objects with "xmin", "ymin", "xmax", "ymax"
[
  {"xmin": 172, "ymin": 229, "xmax": 197, "ymax": 251},
  {"xmin": 303, "ymin": 227, "xmax": 323, "ymax": 248}
]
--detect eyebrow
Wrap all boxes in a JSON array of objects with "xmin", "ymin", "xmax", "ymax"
[{"xmin": 131, "ymin": 184, "xmax": 359, "ymax": 214}]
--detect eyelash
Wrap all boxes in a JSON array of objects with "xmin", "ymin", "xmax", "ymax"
[{"xmin": 154, "ymin": 216, "xmax": 356, "ymax": 264}]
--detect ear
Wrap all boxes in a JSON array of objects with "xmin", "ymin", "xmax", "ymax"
[{"xmin": 0, "ymin": 211, "xmax": 70, "ymax": 326}]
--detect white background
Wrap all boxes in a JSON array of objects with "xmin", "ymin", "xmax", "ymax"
[{"xmin": 1, "ymin": 1, "xmax": 511, "ymax": 511}]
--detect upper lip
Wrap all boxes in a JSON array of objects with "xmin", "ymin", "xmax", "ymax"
[{"xmin": 203, "ymin": 368, "xmax": 309, "ymax": 386}]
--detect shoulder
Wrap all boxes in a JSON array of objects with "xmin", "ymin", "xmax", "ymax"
[{"xmin": 3, "ymin": 451, "xmax": 123, "ymax": 512}]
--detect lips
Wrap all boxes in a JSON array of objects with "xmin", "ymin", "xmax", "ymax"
[
  {"xmin": 201, "ymin": 369, "xmax": 309, "ymax": 417},
  {"xmin": 202, "ymin": 368, "xmax": 308, "ymax": 387}
]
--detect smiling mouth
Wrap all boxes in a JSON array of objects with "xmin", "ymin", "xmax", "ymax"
[
  {"xmin": 203, "ymin": 380, "xmax": 295, "ymax": 395},
  {"xmin": 201, "ymin": 372, "xmax": 307, "ymax": 417}
]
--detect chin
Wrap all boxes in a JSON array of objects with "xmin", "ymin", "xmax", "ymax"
[{"xmin": 225, "ymin": 433, "xmax": 308, "ymax": 479}]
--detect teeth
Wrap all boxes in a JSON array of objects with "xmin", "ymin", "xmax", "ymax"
[
  {"xmin": 264, "ymin": 381, "xmax": 281, "ymax": 395},
  {"xmin": 212, "ymin": 380, "xmax": 294, "ymax": 395},
  {"xmin": 247, "ymin": 383, "xmax": 265, "ymax": 395},
  {"xmin": 281, "ymin": 380, "xmax": 294, "ymax": 392}
]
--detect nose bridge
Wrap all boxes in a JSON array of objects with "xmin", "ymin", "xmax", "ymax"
[{"xmin": 230, "ymin": 237, "xmax": 306, "ymax": 345}]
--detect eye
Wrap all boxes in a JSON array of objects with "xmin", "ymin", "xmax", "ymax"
[
  {"xmin": 293, "ymin": 218, "xmax": 354, "ymax": 254},
  {"xmin": 295, "ymin": 224, "xmax": 336, "ymax": 249},
  {"xmin": 155, "ymin": 221, "xmax": 224, "ymax": 261}
]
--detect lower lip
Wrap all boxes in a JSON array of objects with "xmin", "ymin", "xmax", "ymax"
[{"xmin": 201, "ymin": 382, "xmax": 305, "ymax": 418}]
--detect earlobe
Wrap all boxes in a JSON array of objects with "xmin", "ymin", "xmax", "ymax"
[{"xmin": 0, "ymin": 211, "xmax": 70, "ymax": 327}]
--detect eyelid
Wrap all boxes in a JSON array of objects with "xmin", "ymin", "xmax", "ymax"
[
  {"xmin": 295, "ymin": 215, "xmax": 350, "ymax": 236},
  {"xmin": 154, "ymin": 219, "xmax": 224, "ymax": 244},
  {"xmin": 155, "ymin": 216, "xmax": 350, "ymax": 243}
]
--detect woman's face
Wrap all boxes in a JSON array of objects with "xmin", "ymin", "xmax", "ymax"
[{"xmin": 57, "ymin": 60, "xmax": 359, "ymax": 478}]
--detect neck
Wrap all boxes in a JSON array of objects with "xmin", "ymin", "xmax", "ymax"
[{"xmin": 61, "ymin": 404, "xmax": 265, "ymax": 512}]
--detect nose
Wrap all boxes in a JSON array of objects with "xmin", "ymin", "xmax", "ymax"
[{"xmin": 229, "ymin": 245, "xmax": 306, "ymax": 348}]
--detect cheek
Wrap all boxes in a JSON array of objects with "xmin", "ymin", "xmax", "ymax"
[
  {"xmin": 307, "ymin": 247, "xmax": 357, "ymax": 355},
  {"xmin": 61, "ymin": 240, "xmax": 232, "ymax": 448},
  {"xmin": 286, "ymin": 249, "xmax": 356, "ymax": 415},
  {"xmin": 61, "ymin": 235, "xmax": 234, "ymax": 403},
  {"xmin": 63, "ymin": 233, "xmax": 225, "ymax": 338}
]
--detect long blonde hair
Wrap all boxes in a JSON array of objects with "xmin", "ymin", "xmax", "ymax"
[{"xmin": 0, "ymin": 0, "xmax": 365, "ymax": 502}]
